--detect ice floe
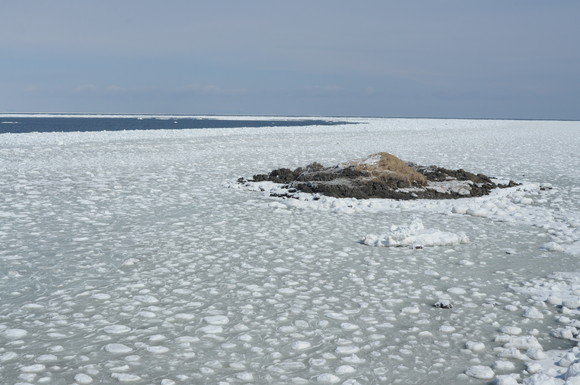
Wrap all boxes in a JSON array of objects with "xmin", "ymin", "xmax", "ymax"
[{"xmin": 361, "ymin": 218, "xmax": 469, "ymax": 248}]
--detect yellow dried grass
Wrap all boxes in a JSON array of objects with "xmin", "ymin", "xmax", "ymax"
[{"xmin": 354, "ymin": 152, "xmax": 427, "ymax": 186}]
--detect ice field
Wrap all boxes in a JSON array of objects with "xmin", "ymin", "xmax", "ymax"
[{"xmin": 1, "ymin": 116, "xmax": 579, "ymax": 384}]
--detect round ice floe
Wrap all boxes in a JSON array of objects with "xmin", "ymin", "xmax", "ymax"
[
  {"xmin": 526, "ymin": 347, "xmax": 547, "ymax": 360},
  {"xmin": 496, "ymin": 347, "xmax": 527, "ymax": 360},
  {"xmin": 136, "ymin": 311, "xmax": 156, "ymax": 318},
  {"xmin": 559, "ymin": 352, "xmax": 577, "ymax": 367},
  {"xmin": 493, "ymin": 360, "xmax": 516, "ymax": 371},
  {"xmin": 336, "ymin": 345, "xmax": 360, "ymax": 355},
  {"xmin": 440, "ymin": 325, "xmax": 456, "ymax": 333},
  {"xmin": 523, "ymin": 307, "xmax": 544, "ymax": 319},
  {"xmin": 103, "ymin": 325, "xmax": 131, "ymax": 334},
  {"xmin": 48, "ymin": 345, "xmax": 64, "ymax": 353},
  {"xmin": 104, "ymin": 343, "xmax": 133, "ymax": 354},
  {"xmin": 501, "ymin": 335, "xmax": 542, "ymax": 350},
  {"xmin": 336, "ymin": 365, "xmax": 356, "ymax": 374},
  {"xmin": 134, "ymin": 295, "xmax": 159, "ymax": 304},
  {"xmin": 466, "ymin": 208, "xmax": 490, "ymax": 217},
  {"xmin": 172, "ymin": 288, "xmax": 192, "ymax": 295},
  {"xmin": 552, "ymin": 326, "xmax": 577, "ymax": 340},
  {"xmin": 361, "ymin": 219, "xmax": 469, "ymax": 248},
  {"xmin": 325, "ymin": 312, "xmax": 349, "ymax": 321},
  {"xmin": 174, "ymin": 313, "xmax": 196, "ymax": 320},
  {"xmin": 111, "ymin": 373, "xmax": 141, "ymax": 382},
  {"xmin": 149, "ymin": 334, "xmax": 166, "ymax": 342},
  {"xmin": 35, "ymin": 354, "xmax": 58, "ymax": 363},
  {"xmin": 197, "ymin": 325, "xmax": 223, "ymax": 334},
  {"xmin": 465, "ymin": 341, "xmax": 486, "ymax": 352},
  {"xmin": 147, "ymin": 346, "xmax": 170, "ymax": 354},
  {"xmin": 317, "ymin": 373, "xmax": 341, "ymax": 384},
  {"xmin": 0, "ymin": 352, "xmax": 18, "ymax": 362},
  {"xmin": 4, "ymin": 328, "xmax": 27, "ymax": 339},
  {"xmin": 401, "ymin": 305, "xmax": 420, "ymax": 314},
  {"xmin": 204, "ymin": 315, "xmax": 229, "ymax": 325},
  {"xmin": 92, "ymin": 293, "xmax": 111, "ymax": 300},
  {"xmin": 566, "ymin": 362, "xmax": 580, "ymax": 377},
  {"xmin": 451, "ymin": 206, "xmax": 469, "ymax": 215},
  {"xmin": 292, "ymin": 340, "xmax": 311, "ymax": 350},
  {"xmin": 236, "ymin": 372, "xmax": 254, "ymax": 382},
  {"xmin": 563, "ymin": 298, "xmax": 580, "ymax": 308},
  {"xmin": 295, "ymin": 320, "xmax": 309, "ymax": 328},
  {"xmin": 465, "ymin": 365, "xmax": 494, "ymax": 379},
  {"xmin": 526, "ymin": 362, "xmax": 542, "ymax": 374},
  {"xmin": 342, "ymin": 354, "xmax": 366, "ymax": 364},
  {"xmin": 21, "ymin": 363, "xmax": 46, "ymax": 373},
  {"xmin": 447, "ymin": 287, "xmax": 466, "ymax": 295},
  {"xmin": 499, "ymin": 326, "xmax": 522, "ymax": 335},
  {"xmin": 74, "ymin": 373, "xmax": 94, "ymax": 384},
  {"xmin": 540, "ymin": 242, "xmax": 565, "ymax": 252},
  {"xmin": 279, "ymin": 325, "xmax": 297, "ymax": 333},
  {"xmin": 340, "ymin": 322, "xmax": 359, "ymax": 331},
  {"xmin": 493, "ymin": 375, "xmax": 519, "ymax": 385},
  {"xmin": 21, "ymin": 303, "xmax": 45, "ymax": 310}
]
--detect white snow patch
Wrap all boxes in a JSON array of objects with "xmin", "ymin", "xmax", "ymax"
[{"xmin": 361, "ymin": 218, "xmax": 469, "ymax": 248}]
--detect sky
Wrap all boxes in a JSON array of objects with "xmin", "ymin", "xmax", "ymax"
[{"xmin": 1, "ymin": 1, "xmax": 579, "ymax": 119}]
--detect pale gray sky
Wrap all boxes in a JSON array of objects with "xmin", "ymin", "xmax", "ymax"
[{"xmin": 1, "ymin": 1, "xmax": 579, "ymax": 119}]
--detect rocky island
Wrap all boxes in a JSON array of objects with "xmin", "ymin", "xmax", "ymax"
[{"xmin": 239, "ymin": 152, "xmax": 519, "ymax": 200}]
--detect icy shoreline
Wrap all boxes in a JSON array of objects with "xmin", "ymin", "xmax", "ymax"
[{"xmin": 1, "ymin": 117, "xmax": 579, "ymax": 384}]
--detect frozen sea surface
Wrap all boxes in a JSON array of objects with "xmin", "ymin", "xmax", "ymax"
[{"xmin": 1, "ymin": 117, "xmax": 579, "ymax": 384}]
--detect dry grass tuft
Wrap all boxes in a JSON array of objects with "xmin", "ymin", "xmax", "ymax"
[{"xmin": 352, "ymin": 152, "xmax": 427, "ymax": 186}]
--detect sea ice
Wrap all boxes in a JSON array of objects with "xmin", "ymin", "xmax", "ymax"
[
  {"xmin": 0, "ymin": 116, "xmax": 578, "ymax": 385},
  {"xmin": 21, "ymin": 364, "xmax": 46, "ymax": 373},
  {"xmin": 74, "ymin": 373, "xmax": 94, "ymax": 384},
  {"xmin": 104, "ymin": 344, "xmax": 133, "ymax": 354},
  {"xmin": 204, "ymin": 315, "xmax": 229, "ymax": 325},
  {"xmin": 103, "ymin": 325, "xmax": 131, "ymax": 334},
  {"xmin": 317, "ymin": 373, "xmax": 341, "ymax": 383},
  {"xmin": 4, "ymin": 328, "xmax": 28, "ymax": 339},
  {"xmin": 465, "ymin": 365, "xmax": 495, "ymax": 379}
]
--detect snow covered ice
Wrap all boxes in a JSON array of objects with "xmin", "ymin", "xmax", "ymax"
[
  {"xmin": 0, "ymin": 116, "xmax": 579, "ymax": 384},
  {"xmin": 361, "ymin": 218, "xmax": 469, "ymax": 248}
]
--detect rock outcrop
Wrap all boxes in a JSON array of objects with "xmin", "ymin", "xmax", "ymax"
[{"xmin": 241, "ymin": 152, "xmax": 519, "ymax": 200}]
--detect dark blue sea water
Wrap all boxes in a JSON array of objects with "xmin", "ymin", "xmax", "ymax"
[{"xmin": 0, "ymin": 115, "xmax": 350, "ymax": 134}]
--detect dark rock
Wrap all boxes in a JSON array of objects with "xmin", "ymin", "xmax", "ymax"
[
  {"xmin": 434, "ymin": 301, "xmax": 454, "ymax": 309},
  {"xmin": 244, "ymin": 153, "xmax": 520, "ymax": 201}
]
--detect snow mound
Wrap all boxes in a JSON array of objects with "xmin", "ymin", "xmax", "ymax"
[
  {"xmin": 510, "ymin": 273, "xmax": 580, "ymax": 384},
  {"xmin": 361, "ymin": 218, "xmax": 469, "ymax": 248}
]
